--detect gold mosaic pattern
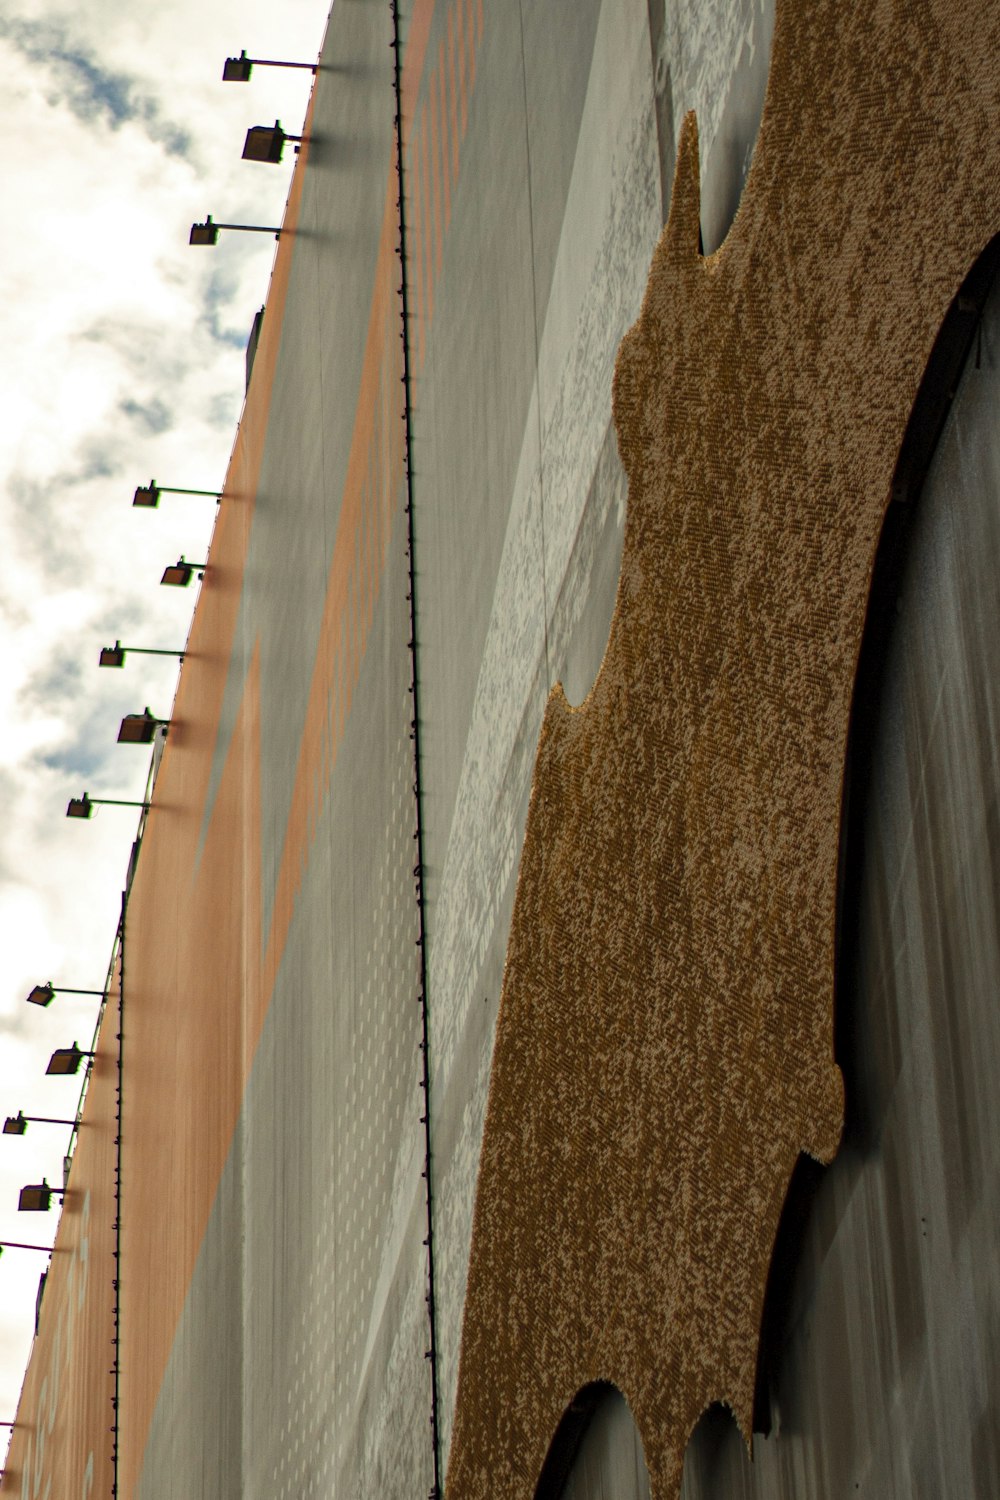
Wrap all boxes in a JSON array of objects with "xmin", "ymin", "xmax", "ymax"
[{"xmin": 446, "ymin": 2, "xmax": 1000, "ymax": 1497}]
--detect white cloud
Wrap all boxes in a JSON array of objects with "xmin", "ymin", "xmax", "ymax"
[{"xmin": 0, "ymin": 0, "xmax": 329, "ymax": 1423}]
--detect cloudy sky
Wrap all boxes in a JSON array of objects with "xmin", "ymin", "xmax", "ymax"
[{"xmin": 0, "ymin": 0, "xmax": 328, "ymax": 1421}]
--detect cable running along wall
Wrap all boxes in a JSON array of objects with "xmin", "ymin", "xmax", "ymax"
[{"xmin": 391, "ymin": 3, "xmax": 443, "ymax": 1496}]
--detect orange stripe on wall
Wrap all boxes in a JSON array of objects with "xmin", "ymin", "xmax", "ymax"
[
  {"xmin": 118, "ymin": 83, "xmax": 314, "ymax": 1499},
  {"xmin": 1, "ymin": 986, "xmax": 119, "ymax": 1499},
  {"xmin": 261, "ymin": 159, "xmax": 405, "ymax": 1014},
  {"xmin": 457, "ymin": 0, "xmax": 468, "ymax": 137},
  {"xmin": 448, "ymin": 10, "xmax": 460, "ymax": 178},
  {"xmin": 401, "ymin": 0, "xmax": 436, "ymax": 123},
  {"xmin": 420, "ymin": 106, "xmax": 435, "ymax": 333},
  {"xmin": 439, "ymin": 42, "xmax": 452, "ymax": 230},
  {"xmin": 120, "ymin": 1, "xmax": 447, "ymax": 1485},
  {"xmin": 409, "ymin": 134, "xmax": 426, "ymax": 373},
  {"xmin": 429, "ymin": 66, "xmax": 444, "ymax": 281},
  {"xmin": 121, "ymin": 636, "xmax": 261, "ymax": 1500},
  {"xmin": 370, "ymin": 433, "xmax": 381, "ymax": 597},
  {"xmin": 379, "ymin": 327, "xmax": 393, "ymax": 571}
]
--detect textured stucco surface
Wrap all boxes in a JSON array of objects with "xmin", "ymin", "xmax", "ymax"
[
  {"xmin": 447, "ymin": 2, "xmax": 1000, "ymax": 1496},
  {"xmin": 676, "ymin": 258, "xmax": 1000, "ymax": 1500}
]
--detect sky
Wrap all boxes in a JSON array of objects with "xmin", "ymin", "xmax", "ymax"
[{"xmin": 0, "ymin": 0, "xmax": 330, "ymax": 1422}]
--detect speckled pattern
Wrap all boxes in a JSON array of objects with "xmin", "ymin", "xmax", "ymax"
[{"xmin": 446, "ymin": 3, "xmax": 1000, "ymax": 1497}]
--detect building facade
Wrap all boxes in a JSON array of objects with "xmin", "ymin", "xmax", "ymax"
[{"xmin": 4, "ymin": 1, "xmax": 1000, "ymax": 1497}]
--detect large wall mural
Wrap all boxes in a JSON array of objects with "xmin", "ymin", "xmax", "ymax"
[{"xmin": 447, "ymin": 2, "xmax": 1000, "ymax": 1496}]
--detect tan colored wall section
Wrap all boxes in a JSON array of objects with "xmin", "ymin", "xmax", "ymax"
[
  {"xmin": 117, "ymin": 97, "xmax": 312, "ymax": 1498},
  {"xmin": 1, "ymin": 979, "xmax": 119, "ymax": 1500}
]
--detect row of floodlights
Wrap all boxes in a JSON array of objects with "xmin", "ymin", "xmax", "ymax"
[
  {"xmin": 11, "ymin": 1094, "xmax": 83, "ymax": 1213},
  {"xmin": 116, "ymin": 51, "xmax": 311, "ymax": 746},
  {"xmin": 191, "ymin": 49, "xmax": 316, "ymax": 244},
  {"xmin": 32, "ymin": 478, "xmax": 189, "ymax": 1191},
  {"xmin": 65, "ymin": 707, "xmax": 168, "ymax": 819},
  {"xmin": 4, "ymin": 986, "xmax": 103, "ymax": 1226},
  {"xmin": 67, "ymin": 487, "xmax": 210, "ymax": 815},
  {"xmin": 81, "ymin": 478, "xmax": 220, "ymax": 801},
  {"xmin": 0, "ymin": 44, "xmax": 321, "ymax": 1295}
]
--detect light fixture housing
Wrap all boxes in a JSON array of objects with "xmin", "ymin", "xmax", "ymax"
[
  {"xmin": 118, "ymin": 710, "xmax": 163, "ymax": 745},
  {"xmin": 161, "ymin": 561, "xmax": 193, "ymax": 588},
  {"xmin": 46, "ymin": 1044, "xmax": 92, "ymax": 1077},
  {"xmin": 133, "ymin": 481, "xmax": 161, "ymax": 508},
  {"xmin": 3, "ymin": 1115, "xmax": 26, "ymax": 1137},
  {"xmin": 66, "ymin": 794, "xmax": 93, "ymax": 819},
  {"xmin": 118, "ymin": 713, "xmax": 158, "ymax": 744},
  {"xmin": 18, "ymin": 1183, "xmax": 52, "ymax": 1213},
  {"xmin": 190, "ymin": 216, "xmax": 220, "ymax": 246},
  {"xmin": 25, "ymin": 983, "xmax": 55, "ymax": 1007},
  {"xmin": 223, "ymin": 49, "xmax": 254, "ymax": 82},
  {"xmin": 243, "ymin": 121, "xmax": 285, "ymax": 163},
  {"xmin": 161, "ymin": 558, "xmax": 205, "ymax": 588},
  {"xmin": 242, "ymin": 120, "xmax": 303, "ymax": 164}
]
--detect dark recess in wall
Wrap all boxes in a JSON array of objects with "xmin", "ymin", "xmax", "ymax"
[
  {"xmin": 533, "ymin": 1383, "xmax": 616, "ymax": 1500},
  {"xmin": 751, "ymin": 231, "xmax": 1000, "ymax": 1438}
]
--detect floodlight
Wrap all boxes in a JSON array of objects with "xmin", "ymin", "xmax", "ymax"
[
  {"xmin": 67, "ymin": 791, "xmax": 150, "ymax": 818},
  {"xmin": 160, "ymin": 558, "xmax": 206, "ymax": 588},
  {"xmin": 189, "ymin": 217, "xmax": 219, "ymax": 246},
  {"xmin": 133, "ymin": 480, "xmax": 221, "ymax": 507},
  {"xmin": 4, "ymin": 1113, "xmax": 76, "ymax": 1137},
  {"xmin": 242, "ymin": 120, "xmax": 305, "ymax": 164},
  {"xmin": 18, "ymin": 1182, "xmax": 56, "ymax": 1212},
  {"xmin": 223, "ymin": 50, "xmax": 254, "ymax": 82},
  {"xmin": 25, "ymin": 983, "xmax": 103, "ymax": 1007},
  {"xmin": 45, "ymin": 1044, "xmax": 94, "ymax": 1077},
  {"xmin": 99, "ymin": 641, "xmax": 185, "ymax": 668},
  {"xmin": 222, "ymin": 48, "xmax": 317, "ymax": 81},
  {"xmin": 190, "ymin": 215, "xmax": 282, "ymax": 244},
  {"xmin": 118, "ymin": 709, "xmax": 167, "ymax": 745}
]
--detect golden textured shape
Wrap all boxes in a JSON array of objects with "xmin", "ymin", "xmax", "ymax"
[{"xmin": 446, "ymin": 2, "xmax": 1000, "ymax": 1497}]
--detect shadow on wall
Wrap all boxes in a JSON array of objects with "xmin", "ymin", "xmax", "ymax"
[{"xmin": 535, "ymin": 1383, "xmax": 652, "ymax": 1500}]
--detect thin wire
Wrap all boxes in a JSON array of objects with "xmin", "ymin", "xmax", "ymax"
[{"xmin": 390, "ymin": 5, "xmax": 443, "ymax": 1496}]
